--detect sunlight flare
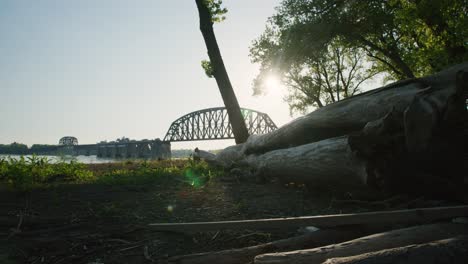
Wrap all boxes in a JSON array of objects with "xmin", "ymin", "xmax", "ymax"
[{"xmin": 264, "ymin": 74, "xmax": 282, "ymax": 91}]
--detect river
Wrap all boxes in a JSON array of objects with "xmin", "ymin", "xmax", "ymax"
[{"xmin": 0, "ymin": 154, "xmax": 121, "ymax": 164}]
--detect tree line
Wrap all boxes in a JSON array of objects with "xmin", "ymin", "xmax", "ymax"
[
  {"xmin": 0, "ymin": 143, "xmax": 56, "ymax": 155},
  {"xmin": 249, "ymin": 0, "xmax": 467, "ymax": 113}
]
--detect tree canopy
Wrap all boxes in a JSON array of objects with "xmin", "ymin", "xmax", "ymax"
[{"xmin": 250, "ymin": 0, "xmax": 467, "ymax": 113}]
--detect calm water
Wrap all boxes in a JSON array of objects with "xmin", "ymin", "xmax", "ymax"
[{"xmin": 0, "ymin": 155, "xmax": 119, "ymax": 164}]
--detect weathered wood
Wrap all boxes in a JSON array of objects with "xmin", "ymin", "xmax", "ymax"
[
  {"xmin": 148, "ymin": 205, "xmax": 468, "ymax": 232},
  {"xmin": 193, "ymin": 148, "xmax": 216, "ymax": 162},
  {"xmin": 254, "ymin": 223, "xmax": 468, "ymax": 264},
  {"xmin": 169, "ymin": 225, "xmax": 391, "ymax": 264},
  {"xmin": 242, "ymin": 63, "xmax": 467, "ymax": 155},
  {"xmin": 245, "ymin": 136, "xmax": 367, "ymax": 186},
  {"xmin": 346, "ymin": 66, "xmax": 468, "ymax": 195},
  {"xmin": 322, "ymin": 236, "xmax": 468, "ymax": 264}
]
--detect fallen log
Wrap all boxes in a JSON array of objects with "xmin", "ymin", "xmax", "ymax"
[
  {"xmin": 169, "ymin": 225, "xmax": 391, "ymax": 264},
  {"xmin": 245, "ymin": 136, "xmax": 367, "ymax": 186},
  {"xmin": 148, "ymin": 205, "xmax": 468, "ymax": 232},
  {"xmin": 242, "ymin": 63, "xmax": 467, "ymax": 155},
  {"xmin": 254, "ymin": 223, "xmax": 468, "ymax": 264},
  {"xmin": 193, "ymin": 148, "xmax": 216, "ymax": 162},
  {"xmin": 209, "ymin": 63, "xmax": 467, "ymax": 196},
  {"xmin": 322, "ymin": 236, "xmax": 468, "ymax": 264},
  {"xmin": 347, "ymin": 67, "xmax": 468, "ymax": 195}
]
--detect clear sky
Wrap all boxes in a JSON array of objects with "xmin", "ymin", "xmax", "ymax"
[{"xmin": 0, "ymin": 0, "xmax": 293, "ymax": 150}]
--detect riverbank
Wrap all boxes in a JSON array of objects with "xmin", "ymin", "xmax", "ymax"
[{"xmin": 0, "ymin": 159, "xmax": 455, "ymax": 263}]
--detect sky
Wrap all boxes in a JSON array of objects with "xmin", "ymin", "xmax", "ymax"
[{"xmin": 0, "ymin": 0, "xmax": 294, "ymax": 150}]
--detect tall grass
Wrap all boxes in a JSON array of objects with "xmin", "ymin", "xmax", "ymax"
[
  {"xmin": 0, "ymin": 155, "xmax": 94, "ymax": 191},
  {"xmin": 0, "ymin": 156, "xmax": 222, "ymax": 191}
]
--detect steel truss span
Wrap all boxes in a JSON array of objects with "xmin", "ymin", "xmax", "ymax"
[
  {"xmin": 163, "ymin": 107, "xmax": 278, "ymax": 142},
  {"xmin": 59, "ymin": 136, "xmax": 78, "ymax": 146}
]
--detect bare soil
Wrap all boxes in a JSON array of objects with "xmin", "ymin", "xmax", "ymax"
[{"xmin": 0, "ymin": 163, "xmax": 450, "ymax": 264}]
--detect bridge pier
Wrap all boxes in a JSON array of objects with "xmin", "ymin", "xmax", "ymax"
[
  {"xmin": 87, "ymin": 140, "xmax": 171, "ymax": 160},
  {"xmin": 136, "ymin": 143, "xmax": 151, "ymax": 158}
]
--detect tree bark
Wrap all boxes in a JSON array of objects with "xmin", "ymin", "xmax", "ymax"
[
  {"xmin": 246, "ymin": 136, "xmax": 368, "ymax": 186},
  {"xmin": 169, "ymin": 225, "xmax": 392, "ymax": 264},
  {"xmin": 322, "ymin": 236, "xmax": 468, "ymax": 264},
  {"xmin": 195, "ymin": 0, "xmax": 249, "ymax": 144},
  {"xmin": 241, "ymin": 63, "xmax": 466, "ymax": 155},
  {"xmin": 254, "ymin": 223, "xmax": 468, "ymax": 264}
]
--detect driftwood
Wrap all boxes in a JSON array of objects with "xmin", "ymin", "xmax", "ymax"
[
  {"xmin": 254, "ymin": 222, "xmax": 468, "ymax": 264},
  {"xmin": 193, "ymin": 148, "xmax": 216, "ymax": 162},
  {"xmin": 242, "ymin": 63, "xmax": 467, "ymax": 155},
  {"xmin": 169, "ymin": 225, "xmax": 392, "ymax": 264},
  {"xmin": 208, "ymin": 63, "xmax": 468, "ymax": 197},
  {"xmin": 322, "ymin": 236, "xmax": 468, "ymax": 264},
  {"xmin": 245, "ymin": 136, "xmax": 367, "ymax": 186},
  {"xmin": 149, "ymin": 205, "xmax": 468, "ymax": 232}
]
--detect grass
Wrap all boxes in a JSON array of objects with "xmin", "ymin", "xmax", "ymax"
[{"xmin": 0, "ymin": 155, "xmax": 223, "ymax": 192}]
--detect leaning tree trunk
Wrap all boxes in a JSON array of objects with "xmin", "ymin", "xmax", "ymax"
[{"xmin": 195, "ymin": 0, "xmax": 249, "ymax": 144}]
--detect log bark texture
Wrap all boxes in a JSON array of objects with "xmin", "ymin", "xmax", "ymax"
[
  {"xmin": 208, "ymin": 63, "xmax": 468, "ymax": 196},
  {"xmin": 169, "ymin": 225, "xmax": 390, "ymax": 264},
  {"xmin": 245, "ymin": 136, "xmax": 367, "ymax": 186},
  {"xmin": 241, "ymin": 63, "xmax": 466, "ymax": 155},
  {"xmin": 254, "ymin": 223, "xmax": 468, "ymax": 264},
  {"xmin": 322, "ymin": 236, "xmax": 468, "ymax": 264}
]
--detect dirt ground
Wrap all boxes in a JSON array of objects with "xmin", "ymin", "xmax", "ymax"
[{"xmin": 0, "ymin": 163, "xmax": 454, "ymax": 264}]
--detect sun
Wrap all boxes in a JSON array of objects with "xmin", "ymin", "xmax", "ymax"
[{"xmin": 264, "ymin": 74, "xmax": 282, "ymax": 91}]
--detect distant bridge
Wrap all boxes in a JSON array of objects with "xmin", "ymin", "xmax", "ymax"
[
  {"xmin": 163, "ymin": 107, "xmax": 277, "ymax": 142},
  {"xmin": 26, "ymin": 107, "xmax": 277, "ymax": 158}
]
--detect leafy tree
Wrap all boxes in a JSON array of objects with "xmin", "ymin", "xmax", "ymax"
[
  {"xmin": 0, "ymin": 142, "xmax": 29, "ymax": 154},
  {"xmin": 195, "ymin": 0, "xmax": 249, "ymax": 144},
  {"xmin": 250, "ymin": 0, "xmax": 467, "ymax": 113},
  {"xmin": 252, "ymin": 0, "xmax": 466, "ymax": 81},
  {"xmin": 253, "ymin": 38, "xmax": 379, "ymax": 114}
]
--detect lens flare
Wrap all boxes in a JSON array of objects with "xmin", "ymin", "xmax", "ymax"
[{"xmin": 167, "ymin": 205, "xmax": 174, "ymax": 212}]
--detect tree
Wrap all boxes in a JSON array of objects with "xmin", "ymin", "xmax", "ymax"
[
  {"xmin": 0, "ymin": 142, "xmax": 29, "ymax": 154},
  {"xmin": 251, "ymin": 0, "xmax": 467, "ymax": 92},
  {"xmin": 253, "ymin": 39, "xmax": 379, "ymax": 114},
  {"xmin": 195, "ymin": 0, "xmax": 249, "ymax": 144}
]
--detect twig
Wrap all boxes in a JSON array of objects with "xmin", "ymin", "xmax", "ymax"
[{"xmin": 148, "ymin": 205, "xmax": 468, "ymax": 232}]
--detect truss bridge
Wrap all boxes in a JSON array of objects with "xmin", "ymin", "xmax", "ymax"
[{"xmin": 163, "ymin": 107, "xmax": 277, "ymax": 142}]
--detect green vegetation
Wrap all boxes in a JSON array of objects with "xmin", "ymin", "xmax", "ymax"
[
  {"xmin": 95, "ymin": 159, "xmax": 221, "ymax": 188},
  {"xmin": 0, "ymin": 156, "xmax": 221, "ymax": 192},
  {"xmin": 0, "ymin": 142, "xmax": 29, "ymax": 155},
  {"xmin": 250, "ymin": 0, "xmax": 467, "ymax": 113},
  {"xmin": 0, "ymin": 155, "xmax": 93, "ymax": 191}
]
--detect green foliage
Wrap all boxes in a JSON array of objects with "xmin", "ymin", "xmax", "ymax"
[
  {"xmin": 201, "ymin": 59, "xmax": 215, "ymax": 78},
  {"xmin": 251, "ymin": 0, "xmax": 467, "ymax": 90},
  {"xmin": 183, "ymin": 159, "xmax": 221, "ymax": 188},
  {"xmin": 94, "ymin": 159, "xmax": 221, "ymax": 188},
  {"xmin": 252, "ymin": 36, "xmax": 379, "ymax": 113},
  {"xmin": 250, "ymin": 0, "xmax": 467, "ymax": 114},
  {"xmin": 0, "ymin": 142, "xmax": 29, "ymax": 154},
  {"xmin": 0, "ymin": 156, "xmax": 223, "ymax": 192},
  {"xmin": 0, "ymin": 155, "xmax": 94, "ymax": 191},
  {"xmin": 95, "ymin": 163, "xmax": 181, "ymax": 186},
  {"xmin": 203, "ymin": 0, "xmax": 227, "ymax": 23}
]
